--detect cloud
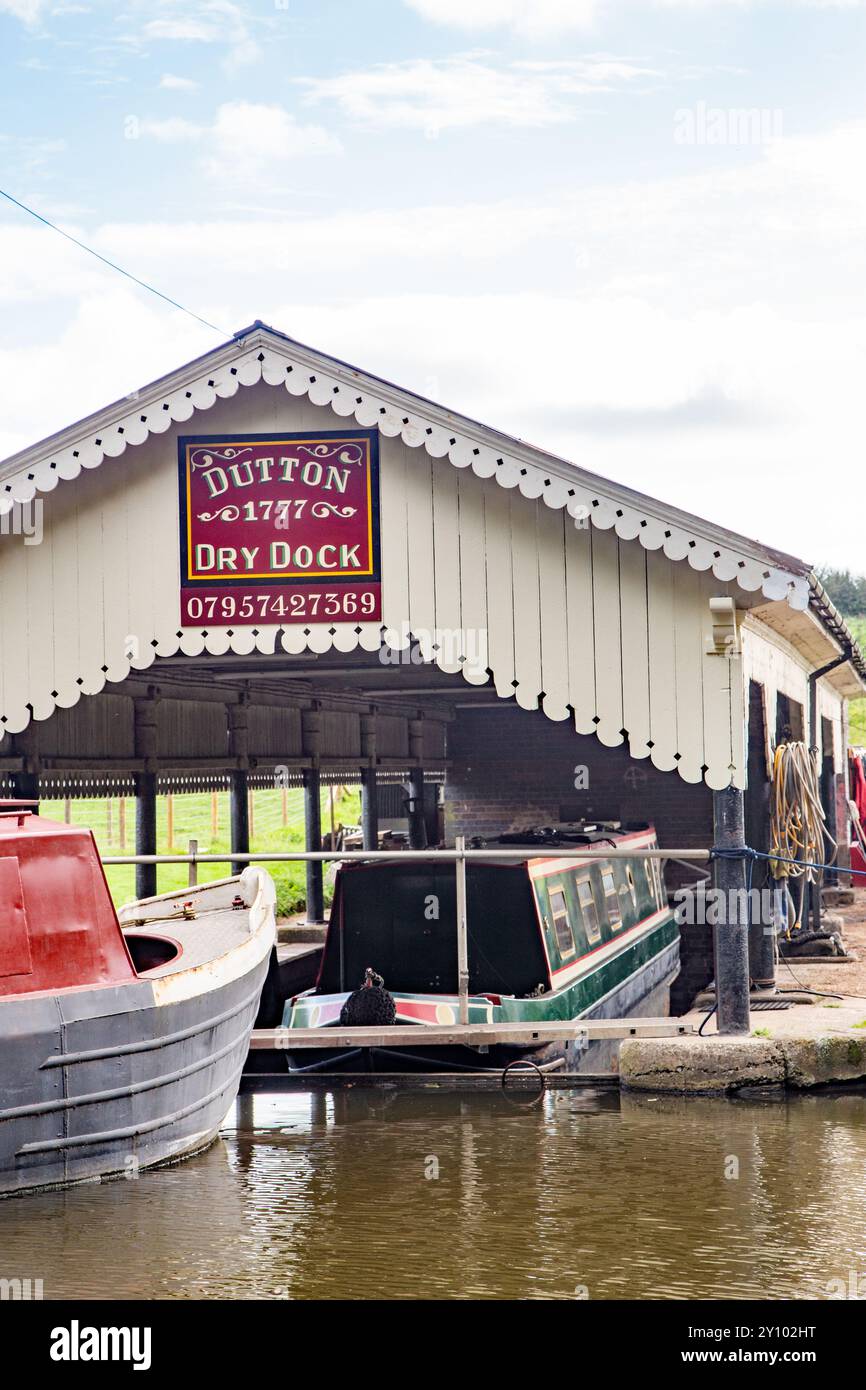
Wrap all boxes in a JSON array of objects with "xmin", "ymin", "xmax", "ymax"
[
  {"xmin": 0, "ymin": 131, "xmax": 67, "ymax": 179},
  {"xmin": 0, "ymin": 289, "xmax": 216, "ymax": 461},
  {"xmin": 0, "ymin": 0, "xmax": 45, "ymax": 19},
  {"xmin": 403, "ymin": 0, "xmax": 599, "ymax": 37},
  {"xmin": 3, "ymin": 117, "xmax": 866, "ymax": 568},
  {"xmin": 144, "ymin": 19, "xmax": 216, "ymax": 40},
  {"xmin": 159, "ymin": 73, "xmax": 200, "ymax": 91},
  {"xmin": 138, "ymin": 116, "xmax": 203, "ymax": 142},
  {"xmin": 134, "ymin": 1, "xmax": 260, "ymax": 73},
  {"xmin": 261, "ymin": 290, "xmax": 866, "ymax": 572},
  {"xmin": 301, "ymin": 55, "xmax": 660, "ymax": 133},
  {"xmin": 403, "ymin": 0, "xmax": 866, "ymax": 36},
  {"xmin": 0, "ymin": 279, "xmax": 862, "ymax": 572},
  {"xmin": 0, "ymin": 205, "xmax": 542, "ymax": 311},
  {"xmin": 203, "ymin": 101, "xmax": 341, "ymax": 177},
  {"xmin": 654, "ymin": 0, "xmax": 866, "ymax": 5},
  {"xmin": 91, "ymin": 202, "xmax": 564, "ymax": 281},
  {"xmin": 137, "ymin": 100, "xmax": 342, "ymax": 179}
]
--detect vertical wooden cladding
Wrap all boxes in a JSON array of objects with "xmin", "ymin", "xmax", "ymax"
[
  {"xmin": 536, "ymin": 501, "xmax": 570, "ymax": 722},
  {"xmin": 646, "ymin": 546, "xmax": 678, "ymax": 774},
  {"xmin": 381, "ymin": 435, "xmax": 742, "ymax": 784},
  {"xmin": 157, "ymin": 700, "xmax": 228, "ymax": 760},
  {"xmin": 422, "ymin": 720, "xmax": 447, "ymax": 762},
  {"xmin": 508, "ymin": 482, "xmax": 542, "ymax": 713},
  {"xmin": 401, "ymin": 437, "xmax": 437, "ymax": 664},
  {"xmin": 479, "ymin": 477, "xmax": 513, "ymax": 698},
  {"xmin": 590, "ymin": 525, "xmax": 624, "ymax": 746},
  {"xmin": 318, "ymin": 709, "xmax": 360, "ymax": 759},
  {"xmin": 618, "ymin": 538, "xmax": 651, "ymax": 759},
  {"xmin": 454, "ymin": 470, "xmax": 487, "ymax": 684},
  {"xmin": 430, "ymin": 448, "xmax": 462, "ymax": 676},
  {"xmin": 376, "ymin": 713, "xmax": 409, "ymax": 760},
  {"xmin": 31, "ymin": 694, "xmax": 134, "ymax": 759},
  {"xmin": 379, "ymin": 438, "xmax": 411, "ymax": 652},
  {"xmin": 0, "ymin": 529, "xmax": 32, "ymax": 733},
  {"xmin": 565, "ymin": 519, "xmax": 596, "ymax": 735},
  {"xmin": 246, "ymin": 705, "xmax": 302, "ymax": 759},
  {"xmin": 671, "ymin": 562, "xmax": 706, "ymax": 785}
]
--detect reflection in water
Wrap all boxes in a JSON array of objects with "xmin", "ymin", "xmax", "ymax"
[{"xmin": 1, "ymin": 1088, "xmax": 865, "ymax": 1300}]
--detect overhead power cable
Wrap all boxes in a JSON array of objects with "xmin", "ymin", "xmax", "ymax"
[{"xmin": 0, "ymin": 186, "xmax": 228, "ymax": 337}]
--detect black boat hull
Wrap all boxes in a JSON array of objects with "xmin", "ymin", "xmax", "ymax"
[{"xmin": 0, "ymin": 953, "xmax": 270, "ymax": 1197}]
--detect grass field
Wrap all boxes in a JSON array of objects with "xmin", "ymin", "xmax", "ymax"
[
  {"xmin": 65, "ymin": 786, "xmax": 361, "ymax": 917},
  {"xmin": 848, "ymin": 616, "xmax": 866, "ymax": 746}
]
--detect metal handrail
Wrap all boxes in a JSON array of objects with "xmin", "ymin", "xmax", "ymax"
[{"xmin": 102, "ymin": 847, "xmax": 710, "ymax": 865}]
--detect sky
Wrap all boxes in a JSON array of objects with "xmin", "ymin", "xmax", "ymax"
[{"xmin": 1, "ymin": 0, "xmax": 865, "ymax": 571}]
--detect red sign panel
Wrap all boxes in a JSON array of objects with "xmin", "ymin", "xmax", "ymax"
[{"xmin": 178, "ymin": 430, "xmax": 381, "ymax": 626}]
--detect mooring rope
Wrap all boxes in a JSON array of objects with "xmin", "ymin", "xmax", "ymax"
[{"xmin": 710, "ymin": 846, "xmax": 865, "ymax": 876}]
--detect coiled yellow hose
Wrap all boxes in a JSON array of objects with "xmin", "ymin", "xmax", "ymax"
[{"xmin": 768, "ymin": 740, "xmax": 836, "ymax": 933}]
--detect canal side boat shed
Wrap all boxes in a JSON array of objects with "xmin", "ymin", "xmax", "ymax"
[{"xmin": 0, "ymin": 321, "xmax": 863, "ymax": 1012}]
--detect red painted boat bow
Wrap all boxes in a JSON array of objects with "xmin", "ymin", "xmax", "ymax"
[{"xmin": 0, "ymin": 801, "xmax": 136, "ymax": 997}]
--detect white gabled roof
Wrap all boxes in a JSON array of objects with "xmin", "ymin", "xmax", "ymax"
[{"xmin": 0, "ymin": 319, "xmax": 822, "ymax": 614}]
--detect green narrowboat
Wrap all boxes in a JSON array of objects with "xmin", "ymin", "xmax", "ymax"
[{"xmin": 281, "ymin": 823, "xmax": 680, "ymax": 1074}]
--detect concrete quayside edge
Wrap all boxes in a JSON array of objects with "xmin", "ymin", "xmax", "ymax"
[{"xmin": 620, "ymin": 999, "xmax": 866, "ymax": 1093}]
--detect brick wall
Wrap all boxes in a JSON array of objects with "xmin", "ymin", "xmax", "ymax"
[{"xmin": 443, "ymin": 705, "xmax": 715, "ymax": 1011}]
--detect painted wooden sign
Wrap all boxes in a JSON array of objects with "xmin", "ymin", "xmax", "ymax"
[{"xmin": 178, "ymin": 430, "xmax": 381, "ymax": 626}]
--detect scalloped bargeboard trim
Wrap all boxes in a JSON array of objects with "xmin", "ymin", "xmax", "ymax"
[
  {"xmin": 0, "ymin": 334, "xmax": 801, "ymax": 785},
  {"xmin": 0, "ymin": 336, "xmax": 809, "ymax": 611}
]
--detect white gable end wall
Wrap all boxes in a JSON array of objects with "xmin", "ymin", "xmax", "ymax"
[
  {"xmin": 739, "ymin": 619, "xmax": 847, "ymax": 766},
  {"xmin": 0, "ymin": 333, "xmax": 811, "ymax": 611},
  {"xmin": 0, "ymin": 379, "xmax": 748, "ymax": 789}
]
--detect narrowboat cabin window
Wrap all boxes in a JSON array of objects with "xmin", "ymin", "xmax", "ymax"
[
  {"xmin": 548, "ymin": 884, "xmax": 576, "ymax": 959},
  {"xmin": 626, "ymin": 865, "xmax": 637, "ymax": 909},
  {"xmin": 651, "ymin": 858, "xmax": 665, "ymax": 908},
  {"xmin": 644, "ymin": 858, "xmax": 660, "ymax": 909},
  {"xmin": 576, "ymin": 875, "xmax": 602, "ymax": 943},
  {"xmin": 602, "ymin": 868, "xmax": 623, "ymax": 930}
]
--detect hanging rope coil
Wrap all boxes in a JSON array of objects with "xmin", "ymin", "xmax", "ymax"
[{"xmin": 768, "ymin": 741, "xmax": 836, "ymax": 933}]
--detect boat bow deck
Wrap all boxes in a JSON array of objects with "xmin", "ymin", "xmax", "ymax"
[{"xmin": 123, "ymin": 906, "xmax": 260, "ymax": 976}]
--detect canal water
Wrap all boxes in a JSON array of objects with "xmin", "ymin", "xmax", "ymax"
[{"xmin": 2, "ymin": 1087, "xmax": 865, "ymax": 1300}]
